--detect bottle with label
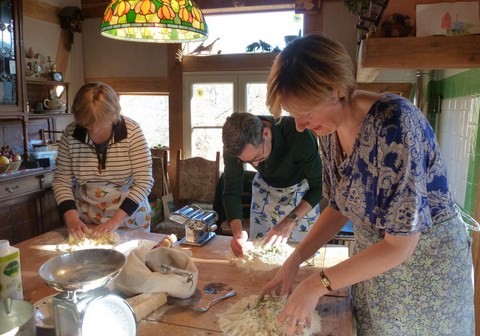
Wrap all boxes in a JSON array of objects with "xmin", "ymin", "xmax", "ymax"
[{"xmin": 0, "ymin": 240, "xmax": 23, "ymax": 300}]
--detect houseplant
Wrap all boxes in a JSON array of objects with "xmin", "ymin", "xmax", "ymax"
[{"xmin": 343, "ymin": 0, "xmax": 371, "ymax": 16}]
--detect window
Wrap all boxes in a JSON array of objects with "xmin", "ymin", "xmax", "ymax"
[
  {"xmin": 185, "ymin": 11, "xmax": 303, "ymax": 55},
  {"xmin": 119, "ymin": 95, "xmax": 169, "ymax": 148},
  {"xmin": 184, "ymin": 72, "xmax": 268, "ymax": 163}
]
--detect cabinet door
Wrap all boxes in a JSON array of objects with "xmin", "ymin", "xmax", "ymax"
[
  {"xmin": 0, "ymin": 194, "xmax": 39, "ymax": 245},
  {"xmin": 0, "ymin": 0, "xmax": 25, "ymax": 116},
  {"xmin": 10, "ymin": 195, "xmax": 39, "ymax": 244},
  {"xmin": 0, "ymin": 206, "xmax": 13, "ymax": 242},
  {"xmin": 41, "ymin": 188, "xmax": 63, "ymax": 233}
]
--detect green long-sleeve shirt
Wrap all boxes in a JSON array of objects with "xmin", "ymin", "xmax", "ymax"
[{"xmin": 223, "ymin": 116, "xmax": 322, "ymax": 222}]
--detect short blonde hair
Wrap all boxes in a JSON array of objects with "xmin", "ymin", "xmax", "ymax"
[
  {"xmin": 71, "ymin": 82, "xmax": 122, "ymax": 128},
  {"xmin": 267, "ymin": 34, "xmax": 356, "ymax": 118}
]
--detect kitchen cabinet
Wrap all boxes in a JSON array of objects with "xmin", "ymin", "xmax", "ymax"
[
  {"xmin": 356, "ymin": 35, "xmax": 480, "ymax": 82},
  {"xmin": 0, "ymin": 0, "xmax": 25, "ymax": 117},
  {"xmin": 0, "ymin": 183, "xmax": 40, "ymax": 245},
  {"xmin": 2, "ymin": 195, "xmax": 40, "ymax": 244},
  {"xmin": 0, "ymin": 169, "xmax": 62, "ymax": 244},
  {"xmin": 39, "ymin": 172, "xmax": 63, "ymax": 233}
]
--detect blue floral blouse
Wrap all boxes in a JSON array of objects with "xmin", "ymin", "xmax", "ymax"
[{"xmin": 320, "ymin": 94, "xmax": 457, "ymax": 235}]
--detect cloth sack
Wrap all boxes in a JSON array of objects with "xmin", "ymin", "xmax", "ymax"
[{"xmin": 114, "ymin": 246, "xmax": 198, "ymax": 298}]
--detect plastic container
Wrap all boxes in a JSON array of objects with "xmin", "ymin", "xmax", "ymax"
[
  {"xmin": 0, "ymin": 240, "xmax": 23, "ymax": 300},
  {"xmin": 31, "ymin": 150, "xmax": 57, "ymax": 167}
]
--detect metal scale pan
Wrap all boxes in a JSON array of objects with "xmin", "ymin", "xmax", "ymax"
[
  {"xmin": 38, "ymin": 249, "xmax": 136, "ymax": 336},
  {"xmin": 39, "ymin": 248, "xmax": 126, "ymax": 292}
]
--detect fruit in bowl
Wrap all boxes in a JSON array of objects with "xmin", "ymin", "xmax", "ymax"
[
  {"xmin": 0, "ymin": 155, "xmax": 10, "ymax": 174},
  {"xmin": 7, "ymin": 159, "xmax": 22, "ymax": 172},
  {"xmin": 0, "ymin": 145, "xmax": 23, "ymax": 173}
]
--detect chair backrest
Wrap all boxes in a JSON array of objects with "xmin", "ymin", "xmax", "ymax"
[{"xmin": 175, "ymin": 149, "xmax": 220, "ymax": 209}]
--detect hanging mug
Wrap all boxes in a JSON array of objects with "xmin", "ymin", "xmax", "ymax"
[{"xmin": 43, "ymin": 98, "xmax": 66, "ymax": 111}]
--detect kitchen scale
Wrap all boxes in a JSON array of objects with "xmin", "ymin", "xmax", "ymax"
[{"xmin": 39, "ymin": 248, "xmax": 136, "ymax": 336}]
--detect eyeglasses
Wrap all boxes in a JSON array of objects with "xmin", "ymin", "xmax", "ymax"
[{"xmin": 238, "ymin": 141, "xmax": 265, "ymax": 165}]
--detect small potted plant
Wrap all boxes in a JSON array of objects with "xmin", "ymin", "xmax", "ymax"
[{"xmin": 343, "ymin": 0, "xmax": 371, "ymax": 16}]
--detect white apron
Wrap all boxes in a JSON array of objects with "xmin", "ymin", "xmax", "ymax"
[
  {"xmin": 250, "ymin": 173, "xmax": 320, "ymax": 242},
  {"xmin": 75, "ymin": 179, "xmax": 151, "ymax": 231}
]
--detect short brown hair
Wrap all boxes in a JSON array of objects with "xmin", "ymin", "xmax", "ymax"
[
  {"xmin": 267, "ymin": 34, "xmax": 356, "ymax": 117},
  {"xmin": 71, "ymin": 82, "xmax": 122, "ymax": 128},
  {"xmin": 222, "ymin": 112, "xmax": 264, "ymax": 157}
]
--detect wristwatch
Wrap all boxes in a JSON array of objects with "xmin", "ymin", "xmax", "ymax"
[{"xmin": 288, "ymin": 212, "xmax": 299, "ymax": 225}]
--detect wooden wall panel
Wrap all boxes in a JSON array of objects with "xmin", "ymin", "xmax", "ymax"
[{"xmin": 83, "ymin": 77, "xmax": 168, "ymax": 93}]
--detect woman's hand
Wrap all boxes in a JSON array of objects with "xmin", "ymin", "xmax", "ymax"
[
  {"xmin": 263, "ymin": 218, "xmax": 294, "ymax": 246},
  {"xmin": 64, "ymin": 210, "xmax": 90, "ymax": 240},
  {"xmin": 94, "ymin": 220, "xmax": 120, "ymax": 235},
  {"xmin": 94, "ymin": 209, "xmax": 128, "ymax": 235},
  {"xmin": 277, "ymin": 273, "xmax": 325, "ymax": 336},
  {"xmin": 231, "ymin": 230, "xmax": 248, "ymax": 256},
  {"xmin": 260, "ymin": 250, "xmax": 302, "ymax": 297}
]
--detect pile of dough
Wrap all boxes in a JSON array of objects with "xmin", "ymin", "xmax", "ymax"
[
  {"xmin": 218, "ymin": 294, "xmax": 321, "ymax": 336},
  {"xmin": 230, "ymin": 240, "xmax": 295, "ymax": 271},
  {"xmin": 57, "ymin": 232, "xmax": 120, "ymax": 251}
]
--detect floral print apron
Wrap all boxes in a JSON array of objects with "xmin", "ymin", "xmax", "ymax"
[
  {"xmin": 250, "ymin": 173, "xmax": 320, "ymax": 242},
  {"xmin": 320, "ymin": 94, "xmax": 474, "ymax": 335},
  {"xmin": 75, "ymin": 180, "xmax": 151, "ymax": 231}
]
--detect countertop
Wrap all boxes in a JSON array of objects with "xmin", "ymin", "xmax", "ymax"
[
  {"xmin": 0, "ymin": 167, "xmax": 54, "ymax": 182},
  {"xmin": 16, "ymin": 229, "xmax": 354, "ymax": 335}
]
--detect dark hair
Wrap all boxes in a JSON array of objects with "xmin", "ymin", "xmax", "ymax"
[{"xmin": 222, "ymin": 112, "xmax": 264, "ymax": 157}]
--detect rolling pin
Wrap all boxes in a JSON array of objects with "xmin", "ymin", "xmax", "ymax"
[{"xmin": 126, "ymin": 292, "xmax": 168, "ymax": 322}]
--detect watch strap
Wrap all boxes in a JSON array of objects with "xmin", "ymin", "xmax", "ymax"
[
  {"xmin": 319, "ymin": 270, "xmax": 332, "ymax": 291},
  {"xmin": 288, "ymin": 212, "xmax": 299, "ymax": 224}
]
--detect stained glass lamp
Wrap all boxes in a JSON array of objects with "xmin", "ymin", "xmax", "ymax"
[{"xmin": 100, "ymin": 0, "xmax": 208, "ymax": 43}]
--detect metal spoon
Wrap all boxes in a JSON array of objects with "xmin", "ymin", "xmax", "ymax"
[
  {"xmin": 191, "ymin": 290, "xmax": 236, "ymax": 312},
  {"xmin": 158, "ymin": 263, "xmax": 194, "ymax": 283}
]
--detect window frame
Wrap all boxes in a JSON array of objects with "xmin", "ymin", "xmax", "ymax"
[{"xmin": 183, "ymin": 71, "xmax": 269, "ymax": 158}]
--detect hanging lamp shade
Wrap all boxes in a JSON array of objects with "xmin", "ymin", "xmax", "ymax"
[{"xmin": 100, "ymin": 0, "xmax": 208, "ymax": 43}]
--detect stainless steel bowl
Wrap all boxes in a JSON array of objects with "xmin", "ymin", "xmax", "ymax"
[{"xmin": 39, "ymin": 249, "xmax": 126, "ymax": 292}]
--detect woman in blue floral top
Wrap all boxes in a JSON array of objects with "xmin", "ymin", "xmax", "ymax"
[{"xmin": 261, "ymin": 34, "xmax": 474, "ymax": 336}]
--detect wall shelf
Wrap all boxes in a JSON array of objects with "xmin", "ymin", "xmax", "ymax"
[
  {"xmin": 357, "ymin": 35, "xmax": 480, "ymax": 83},
  {"xmin": 26, "ymin": 79, "xmax": 69, "ymax": 114},
  {"xmin": 182, "ymin": 52, "xmax": 278, "ymax": 72}
]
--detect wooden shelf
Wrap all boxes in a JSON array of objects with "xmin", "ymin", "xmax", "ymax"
[
  {"xmin": 357, "ymin": 35, "xmax": 480, "ymax": 83},
  {"xmin": 26, "ymin": 78, "xmax": 68, "ymax": 86},
  {"xmin": 182, "ymin": 52, "xmax": 278, "ymax": 72}
]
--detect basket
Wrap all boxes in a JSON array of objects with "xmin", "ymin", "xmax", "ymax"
[{"xmin": 7, "ymin": 160, "xmax": 21, "ymax": 172}]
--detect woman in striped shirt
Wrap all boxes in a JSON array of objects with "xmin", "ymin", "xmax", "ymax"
[{"xmin": 52, "ymin": 82, "xmax": 153, "ymax": 239}]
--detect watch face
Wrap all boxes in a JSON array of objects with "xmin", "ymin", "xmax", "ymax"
[{"xmin": 52, "ymin": 72, "xmax": 63, "ymax": 82}]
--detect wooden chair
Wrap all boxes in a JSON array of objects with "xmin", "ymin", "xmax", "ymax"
[
  {"xmin": 175, "ymin": 149, "xmax": 220, "ymax": 210},
  {"xmin": 149, "ymin": 149, "xmax": 169, "ymax": 201}
]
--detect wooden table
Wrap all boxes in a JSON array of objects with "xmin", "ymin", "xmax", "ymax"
[{"xmin": 17, "ymin": 229, "xmax": 354, "ymax": 336}]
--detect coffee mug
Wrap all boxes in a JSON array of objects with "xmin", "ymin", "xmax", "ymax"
[{"xmin": 43, "ymin": 98, "xmax": 66, "ymax": 111}]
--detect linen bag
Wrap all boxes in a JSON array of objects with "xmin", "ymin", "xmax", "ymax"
[{"xmin": 114, "ymin": 246, "xmax": 198, "ymax": 299}]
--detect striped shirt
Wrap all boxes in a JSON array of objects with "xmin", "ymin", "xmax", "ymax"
[{"xmin": 53, "ymin": 116, "xmax": 153, "ymax": 217}]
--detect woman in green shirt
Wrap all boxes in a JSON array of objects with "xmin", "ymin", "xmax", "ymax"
[{"xmin": 222, "ymin": 112, "xmax": 323, "ymax": 256}]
